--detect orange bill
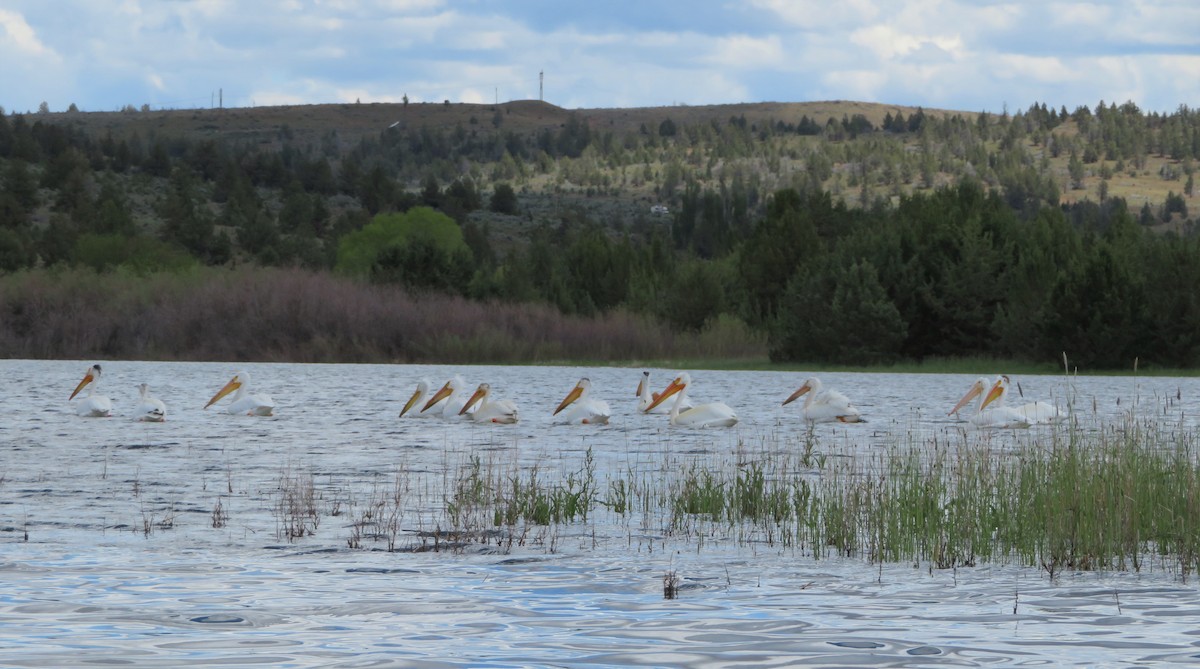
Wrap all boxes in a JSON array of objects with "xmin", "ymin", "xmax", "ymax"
[{"xmin": 205, "ymin": 376, "xmax": 241, "ymax": 409}]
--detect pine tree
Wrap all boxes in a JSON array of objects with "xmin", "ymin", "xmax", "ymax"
[{"xmin": 160, "ymin": 168, "xmax": 214, "ymax": 261}]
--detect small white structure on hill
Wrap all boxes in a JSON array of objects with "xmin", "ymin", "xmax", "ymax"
[{"xmin": 650, "ymin": 204, "xmax": 669, "ymax": 215}]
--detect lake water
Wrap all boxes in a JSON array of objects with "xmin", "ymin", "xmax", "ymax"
[{"xmin": 3, "ymin": 359, "xmax": 1200, "ymax": 667}]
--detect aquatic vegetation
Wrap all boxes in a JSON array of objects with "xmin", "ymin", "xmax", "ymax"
[
  {"xmin": 275, "ymin": 465, "xmax": 320, "ymax": 541},
  {"xmin": 211, "ymin": 498, "xmax": 228, "ymax": 529},
  {"xmin": 346, "ymin": 469, "xmax": 411, "ymax": 551},
  {"xmin": 663, "ymin": 570, "xmax": 680, "ymax": 599},
  {"xmin": 420, "ymin": 418, "xmax": 1200, "ymax": 579}
]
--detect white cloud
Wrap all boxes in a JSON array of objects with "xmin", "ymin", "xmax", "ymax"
[
  {"xmin": 334, "ymin": 87, "xmax": 407, "ymax": 103},
  {"xmin": 747, "ymin": 0, "xmax": 881, "ymax": 30},
  {"xmin": 972, "ymin": 3, "xmax": 1023, "ymax": 31},
  {"xmin": 457, "ymin": 88, "xmax": 487, "ymax": 104},
  {"xmin": 708, "ymin": 34, "xmax": 785, "ymax": 69},
  {"xmin": 247, "ymin": 89, "xmax": 309, "ymax": 107},
  {"xmin": 993, "ymin": 54, "xmax": 1075, "ymax": 84},
  {"xmin": 446, "ymin": 29, "xmax": 508, "ymax": 50},
  {"xmin": 849, "ymin": 25, "xmax": 965, "ymax": 62},
  {"xmin": 819, "ymin": 69, "xmax": 889, "ymax": 102},
  {"xmin": 1046, "ymin": 2, "xmax": 1113, "ymax": 28},
  {"xmin": 0, "ymin": 8, "xmax": 57, "ymax": 59},
  {"xmin": 378, "ymin": 0, "xmax": 445, "ymax": 11}
]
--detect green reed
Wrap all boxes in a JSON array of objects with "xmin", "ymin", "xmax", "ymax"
[
  {"xmin": 442, "ymin": 449, "xmax": 599, "ymax": 542},
  {"xmin": 433, "ymin": 417, "xmax": 1200, "ymax": 577},
  {"xmin": 990, "ymin": 420, "xmax": 1200, "ymax": 576},
  {"xmin": 806, "ymin": 422, "xmax": 1200, "ymax": 577}
]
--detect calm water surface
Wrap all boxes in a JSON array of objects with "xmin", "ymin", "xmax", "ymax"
[{"xmin": 2, "ymin": 360, "xmax": 1199, "ymax": 667}]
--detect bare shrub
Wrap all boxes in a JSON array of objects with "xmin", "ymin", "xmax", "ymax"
[
  {"xmin": 275, "ymin": 466, "xmax": 319, "ymax": 541},
  {"xmin": 663, "ymin": 571, "xmax": 680, "ymax": 599},
  {"xmin": 347, "ymin": 470, "xmax": 411, "ymax": 551},
  {"xmin": 211, "ymin": 498, "xmax": 228, "ymax": 529},
  {"xmin": 0, "ymin": 267, "xmax": 766, "ymax": 362}
]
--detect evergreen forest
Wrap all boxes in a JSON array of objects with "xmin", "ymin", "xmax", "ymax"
[{"xmin": 1, "ymin": 98, "xmax": 1198, "ymax": 369}]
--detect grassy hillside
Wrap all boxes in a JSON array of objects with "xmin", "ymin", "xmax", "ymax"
[{"xmin": 28, "ymin": 97, "xmax": 1195, "ymax": 248}]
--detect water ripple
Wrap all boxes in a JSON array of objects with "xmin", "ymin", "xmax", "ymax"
[{"xmin": 2, "ymin": 360, "xmax": 1199, "ymax": 667}]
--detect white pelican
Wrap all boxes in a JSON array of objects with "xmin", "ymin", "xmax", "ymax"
[
  {"xmin": 69, "ymin": 364, "xmax": 112, "ymax": 417},
  {"xmin": 135, "ymin": 383, "xmax": 167, "ymax": 422},
  {"xmin": 422, "ymin": 375, "xmax": 474, "ymax": 419},
  {"xmin": 399, "ymin": 378, "xmax": 443, "ymax": 418},
  {"xmin": 949, "ymin": 377, "xmax": 1029, "ymax": 429},
  {"xmin": 782, "ymin": 377, "xmax": 864, "ymax": 424},
  {"xmin": 981, "ymin": 375, "xmax": 1066, "ymax": 424},
  {"xmin": 204, "ymin": 371, "xmax": 274, "ymax": 416},
  {"xmin": 643, "ymin": 372, "xmax": 738, "ymax": 428},
  {"xmin": 553, "ymin": 377, "xmax": 611, "ymax": 425},
  {"xmin": 459, "ymin": 383, "xmax": 519, "ymax": 424},
  {"xmin": 637, "ymin": 370, "xmax": 693, "ymax": 414}
]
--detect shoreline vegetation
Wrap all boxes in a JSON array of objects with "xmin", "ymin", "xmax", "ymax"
[{"xmin": 0, "ymin": 266, "xmax": 766, "ymax": 364}]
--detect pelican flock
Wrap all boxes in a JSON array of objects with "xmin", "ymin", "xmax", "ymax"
[
  {"xmin": 949, "ymin": 377, "xmax": 1030, "ymax": 429},
  {"xmin": 422, "ymin": 375, "xmax": 474, "ymax": 419},
  {"xmin": 58, "ymin": 365, "xmax": 1074, "ymax": 433},
  {"xmin": 642, "ymin": 372, "xmax": 739, "ymax": 428},
  {"xmin": 553, "ymin": 377, "xmax": 611, "ymax": 425},
  {"xmin": 69, "ymin": 364, "xmax": 112, "ymax": 417},
  {"xmin": 637, "ymin": 370, "xmax": 693, "ymax": 414},
  {"xmin": 399, "ymin": 378, "xmax": 442, "ymax": 418},
  {"xmin": 782, "ymin": 377, "xmax": 864, "ymax": 424},
  {"xmin": 204, "ymin": 371, "xmax": 275, "ymax": 416}
]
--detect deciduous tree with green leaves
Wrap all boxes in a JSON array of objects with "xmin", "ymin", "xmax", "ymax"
[{"xmin": 335, "ymin": 206, "xmax": 472, "ymax": 294}]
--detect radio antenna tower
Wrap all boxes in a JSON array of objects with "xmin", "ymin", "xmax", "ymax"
[{"xmin": 539, "ymin": 71, "xmax": 543, "ymax": 101}]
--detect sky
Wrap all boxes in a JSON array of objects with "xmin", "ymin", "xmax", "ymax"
[{"xmin": 1, "ymin": 1, "xmax": 1197, "ymax": 117}]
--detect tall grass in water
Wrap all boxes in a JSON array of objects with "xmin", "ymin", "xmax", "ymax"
[
  {"xmin": 992, "ymin": 421, "xmax": 1200, "ymax": 577},
  {"xmin": 440, "ymin": 450, "xmax": 598, "ymax": 551},
  {"xmin": 0, "ymin": 267, "xmax": 765, "ymax": 362},
  {"xmin": 432, "ymin": 420, "xmax": 1200, "ymax": 578}
]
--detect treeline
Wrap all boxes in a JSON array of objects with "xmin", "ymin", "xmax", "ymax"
[
  {"xmin": 759, "ymin": 184, "xmax": 1200, "ymax": 369},
  {"xmin": 370, "ymin": 182, "xmax": 1197, "ymax": 369},
  {"xmin": 1, "ymin": 100, "xmax": 1199, "ymax": 367}
]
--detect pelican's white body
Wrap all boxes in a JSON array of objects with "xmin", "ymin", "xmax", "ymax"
[
  {"xmin": 70, "ymin": 364, "xmax": 112, "ymax": 418},
  {"xmin": 461, "ymin": 383, "xmax": 519, "ymax": 424},
  {"xmin": 554, "ymin": 378, "xmax": 611, "ymax": 425},
  {"xmin": 644, "ymin": 372, "xmax": 738, "ymax": 428},
  {"xmin": 135, "ymin": 383, "xmax": 167, "ymax": 422},
  {"xmin": 424, "ymin": 375, "xmax": 475, "ymax": 419},
  {"xmin": 637, "ymin": 371, "xmax": 693, "ymax": 414},
  {"xmin": 206, "ymin": 371, "xmax": 274, "ymax": 416},
  {"xmin": 951, "ymin": 377, "xmax": 1029, "ymax": 429},
  {"xmin": 984, "ymin": 375, "xmax": 1066, "ymax": 425},
  {"xmin": 400, "ymin": 378, "xmax": 444, "ymax": 418},
  {"xmin": 783, "ymin": 377, "xmax": 863, "ymax": 424}
]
